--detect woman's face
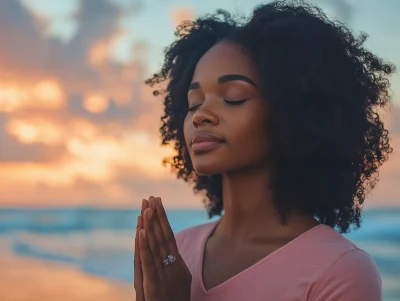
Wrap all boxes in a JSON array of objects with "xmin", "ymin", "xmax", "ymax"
[{"xmin": 183, "ymin": 41, "xmax": 270, "ymax": 176}]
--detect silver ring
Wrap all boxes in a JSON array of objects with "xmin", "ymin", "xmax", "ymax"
[{"xmin": 162, "ymin": 255, "xmax": 176, "ymax": 266}]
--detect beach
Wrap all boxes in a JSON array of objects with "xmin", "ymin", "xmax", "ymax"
[
  {"xmin": 0, "ymin": 248, "xmax": 135, "ymax": 301},
  {"xmin": 0, "ymin": 208, "xmax": 399, "ymax": 300}
]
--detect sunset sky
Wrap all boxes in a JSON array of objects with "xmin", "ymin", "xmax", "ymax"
[{"xmin": 1, "ymin": 0, "xmax": 400, "ymax": 208}]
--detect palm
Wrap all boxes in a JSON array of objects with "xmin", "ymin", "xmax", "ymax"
[{"xmin": 134, "ymin": 196, "xmax": 191, "ymax": 301}]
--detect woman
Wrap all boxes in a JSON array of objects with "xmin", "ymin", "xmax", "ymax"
[{"xmin": 134, "ymin": 1, "xmax": 395, "ymax": 301}]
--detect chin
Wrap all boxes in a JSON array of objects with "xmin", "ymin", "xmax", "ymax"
[
  {"xmin": 193, "ymin": 165, "xmax": 222, "ymax": 176},
  {"xmin": 192, "ymin": 158, "xmax": 226, "ymax": 176},
  {"xmin": 192, "ymin": 159, "xmax": 243, "ymax": 176},
  {"xmin": 193, "ymin": 157, "xmax": 259, "ymax": 176}
]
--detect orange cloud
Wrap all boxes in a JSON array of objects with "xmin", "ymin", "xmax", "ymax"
[
  {"xmin": 0, "ymin": 0, "xmax": 398, "ymax": 210},
  {"xmin": 82, "ymin": 93, "xmax": 109, "ymax": 113},
  {"xmin": 170, "ymin": 6, "xmax": 195, "ymax": 27},
  {"xmin": 88, "ymin": 31, "xmax": 126, "ymax": 66},
  {"xmin": 7, "ymin": 118, "xmax": 63, "ymax": 145},
  {"xmin": 0, "ymin": 79, "xmax": 65, "ymax": 112}
]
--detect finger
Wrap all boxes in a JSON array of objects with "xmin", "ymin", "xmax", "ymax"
[
  {"xmin": 148, "ymin": 197, "xmax": 168, "ymax": 258},
  {"xmin": 141, "ymin": 199, "xmax": 149, "ymax": 216},
  {"xmin": 152, "ymin": 208, "xmax": 170, "ymax": 259},
  {"xmin": 144, "ymin": 208, "xmax": 164, "ymax": 272},
  {"xmin": 134, "ymin": 218, "xmax": 144, "ymax": 301},
  {"xmin": 149, "ymin": 196, "xmax": 156, "ymax": 210},
  {"xmin": 139, "ymin": 229, "xmax": 159, "ymax": 298},
  {"xmin": 137, "ymin": 214, "xmax": 143, "ymax": 229},
  {"xmin": 155, "ymin": 197, "xmax": 179, "ymax": 254}
]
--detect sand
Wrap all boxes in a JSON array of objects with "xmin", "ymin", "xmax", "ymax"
[{"xmin": 0, "ymin": 251, "xmax": 136, "ymax": 301}]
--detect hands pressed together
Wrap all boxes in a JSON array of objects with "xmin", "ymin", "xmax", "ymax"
[{"xmin": 134, "ymin": 196, "xmax": 192, "ymax": 301}]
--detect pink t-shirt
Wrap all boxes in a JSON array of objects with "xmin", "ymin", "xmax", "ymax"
[{"xmin": 175, "ymin": 220, "xmax": 382, "ymax": 301}]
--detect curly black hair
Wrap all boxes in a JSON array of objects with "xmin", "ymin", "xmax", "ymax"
[{"xmin": 145, "ymin": 0, "xmax": 395, "ymax": 233}]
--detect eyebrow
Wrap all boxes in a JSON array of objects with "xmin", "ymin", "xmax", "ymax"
[{"xmin": 188, "ymin": 74, "xmax": 258, "ymax": 91}]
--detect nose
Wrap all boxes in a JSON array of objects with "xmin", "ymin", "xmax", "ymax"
[{"xmin": 192, "ymin": 103, "xmax": 219, "ymax": 128}]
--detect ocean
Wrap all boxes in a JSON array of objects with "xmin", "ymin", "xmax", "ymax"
[{"xmin": 0, "ymin": 207, "xmax": 399, "ymax": 300}]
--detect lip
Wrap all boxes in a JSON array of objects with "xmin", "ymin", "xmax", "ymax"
[
  {"xmin": 191, "ymin": 132, "xmax": 224, "ymax": 145},
  {"xmin": 190, "ymin": 132, "xmax": 225, "ymax": 153}
]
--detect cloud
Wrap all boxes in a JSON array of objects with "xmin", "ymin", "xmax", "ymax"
[
  {"xmin": 170, "ymin": 6, "xmax": 195, "ymax": 27},
  {"xmin": 0, "ymin": 0, "xmax": 147, "ymax": 109},
  {"xmin": 0, "ymin": 0, "xmax": 198, "ymax": 207},
  {"xmin": 0, "ymin": 0, "xmax": 398, "ymax": 208},
  {"xmin": 386, "ymin": 105, "xmax": 400, "ymax": 133},
  {"xmin": 0, "ymin": 113, "xmax": 66, "ymax": 163}
]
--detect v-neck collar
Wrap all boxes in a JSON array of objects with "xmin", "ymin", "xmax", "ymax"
[{"xmin": 198, "ymin": 220, "xmax": 324, "ymax": 295}]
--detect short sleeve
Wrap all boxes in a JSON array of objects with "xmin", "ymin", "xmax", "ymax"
[{"xmin": 309, "ymin": 248, "xmax": 382, "ymax": 301}]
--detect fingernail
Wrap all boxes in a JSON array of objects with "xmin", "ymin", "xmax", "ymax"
[
  {"xmin": 156, "ymin": 197, "xmax": 162, "ymax": 207},
  {"xmin": 140, "ymin": 229, "xmax": 146, "ymax": 239}
]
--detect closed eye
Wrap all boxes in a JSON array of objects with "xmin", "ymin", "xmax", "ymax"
[
  {"xmin": 187, "ymin": 99, "xmax": 248, "ymax": 113},
  {"xmin": 224, "ymin": 99, "xmax": 248, "ymax": 105},
  {"xmin": 187, "ymin": 104, "xmax": 201, "ymax": 112}
]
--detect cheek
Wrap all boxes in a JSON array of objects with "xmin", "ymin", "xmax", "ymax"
[
  {"xmin": 229, "ymin": 110, "xmax": 269, "ymax": 158},
  {"xmin": 234, "ymin": 112, "xmax": 267, "ymax": 143},
  {"xmin": 183, "ymin": 116, "xmax": 191, "ymax": 146}
]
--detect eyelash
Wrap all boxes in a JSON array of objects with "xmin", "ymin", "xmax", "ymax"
[{"xmin": 187, "ymin": 99, "xmax": 248, "ymax": 112}]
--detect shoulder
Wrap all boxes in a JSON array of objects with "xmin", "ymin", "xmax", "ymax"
[
  {"xmin": 308, "ymin": 228, "xmax": 382, "ymax": 301},
  {"xmin": 301, "ymin": 225, "xmax": 363, "ymax": 267},
  {"xmin": 290, "ymin": 225, "xmax": 382, "ymax": 300},
  {"xmin": 290, "ymin": 225, "xmax": 360, "ymax": 271}
]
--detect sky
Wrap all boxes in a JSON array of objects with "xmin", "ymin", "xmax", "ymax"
[{"xmin": 0, "ymin": 0, "xmax": 399, "ymax": 208}]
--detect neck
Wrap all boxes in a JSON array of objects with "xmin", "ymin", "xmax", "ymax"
[{"xmin": 215, "ymin": 166, "xmax": 318, "ymax": 242}]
